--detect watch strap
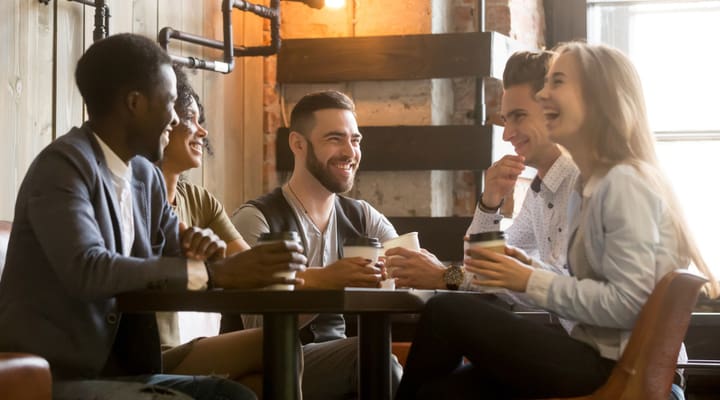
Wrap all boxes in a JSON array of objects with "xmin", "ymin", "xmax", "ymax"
[{"xmin": 478, "ymin": 192, "xmax": 504, "ymax": 213}]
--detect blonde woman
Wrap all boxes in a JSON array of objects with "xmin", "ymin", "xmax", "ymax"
[{"xmin": 395, "ymin": 42, "xmax": 718, "ymax": 399}]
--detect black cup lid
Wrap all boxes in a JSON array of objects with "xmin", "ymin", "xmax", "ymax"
[
  {"xmin": 343, "ymin": 236, "xmax": 382, "ymax": 248},
  {"xmin": 468, "ymin": 231, "xmax": 505, "ymax": 242},
  {"xmin": 258, "ymin": 231, "xmax": 300, "ymax": 242}
]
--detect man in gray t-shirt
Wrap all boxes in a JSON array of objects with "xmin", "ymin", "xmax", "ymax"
[{"xmin": 231, "ymin": 90, "xmax": 401, "ymax": 400}]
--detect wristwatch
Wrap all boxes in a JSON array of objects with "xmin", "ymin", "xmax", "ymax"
[{"xmin": 443, "ymin": 264, "xmax": 465, "ymax": 290}]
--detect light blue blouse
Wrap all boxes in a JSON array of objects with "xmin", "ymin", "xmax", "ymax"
[{"xmin": 527, "ymin": 164, "xmax": 686, "ymax": 360}]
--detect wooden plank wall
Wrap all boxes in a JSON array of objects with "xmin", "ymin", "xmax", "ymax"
[{"xmin": 0, "ymin": 0, "xmax": 263, "ymax": 220}]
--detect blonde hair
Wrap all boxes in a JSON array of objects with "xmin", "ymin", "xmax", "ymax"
[{"xmin": 554, "ymin": 41, "xmax": 719, "ymax": 298}]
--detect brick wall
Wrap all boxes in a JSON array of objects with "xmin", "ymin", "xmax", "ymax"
[{"xmin": 261, "ymin": 0, "xmax": 545, "ymax": 218}]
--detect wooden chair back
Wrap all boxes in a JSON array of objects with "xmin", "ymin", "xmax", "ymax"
[{"xmin": 544, "ymin": 269, "xmax": 707, "ymax": 400}]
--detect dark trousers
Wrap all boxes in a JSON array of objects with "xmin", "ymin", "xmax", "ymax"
[
  {"xmin": 54, "ymin": 374, "xmax": 257, "ymax": 400},
  {"xmin": 395, "ymin": 293, "xmax": 615, "ymax": 400}
]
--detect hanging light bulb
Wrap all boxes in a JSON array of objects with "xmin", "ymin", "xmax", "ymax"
[{"xmin": 324, "ymin": 0, "xmax": 346, "ymax": 9}]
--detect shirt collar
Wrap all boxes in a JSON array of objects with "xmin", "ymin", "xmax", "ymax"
[
  {"xmin": 93, "ymin": 132, "xmax": 132, "ymax": 182},
  {"xmin": 531, "ymin": 152, "xmax": 578, "ymax": 194}
]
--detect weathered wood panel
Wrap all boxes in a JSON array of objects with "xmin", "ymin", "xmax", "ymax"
[
  {"xmin": 238, "ymin": 7, "xmax": 264, "ymax": 205},
  {"xmin": 0, "ymin": 0, "xmax": 54, "ymax": 220},
  {"xmin": 201, "ymin": 2, "xmax": 264, "ymax": 212},
  {"xmin": 54, "ymin": 0, "xmax": 85, "ymax": 139},
  {"xmin": 201, "ymin": 0, "xmax": 231, "ymax": 209}
]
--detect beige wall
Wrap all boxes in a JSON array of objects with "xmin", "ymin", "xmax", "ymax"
[{"xmin": 0, "ymin": 0, "xmax": 264, "ymax": 220}]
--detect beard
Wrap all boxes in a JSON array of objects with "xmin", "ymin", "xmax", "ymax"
[{"xmin": 305, "ymin": 140, "xmax": 355, "ymax": 193}]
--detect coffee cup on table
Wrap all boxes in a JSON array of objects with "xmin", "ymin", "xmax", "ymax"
[
  {"xmin": 467, "ymin": 231, "xmax": 506, "ymax": 256},
  {"xmin": 343, "ymin": 236, "xmax": 386, "ymax": 288},
  {"xmin": 343, "ymin": 236, "xmax": 382, "ymax": 263},
  {"xmin": 257, "ymin": 231, "xmax": 301, "ymax": 290},
  {"xmin": 381, "ymin": 232, "xmax": 421, "ymax": 289},
  {"xmin": 465, "ymin": 231, "xmax": 506, "ymax": 290},
  {"xmin": 382, "ymin": 232, "xmax": 420, "ymax": 255}
]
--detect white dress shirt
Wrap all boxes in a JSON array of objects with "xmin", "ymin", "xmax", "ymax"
[
  {"xmin": 93, "ymin": 134, "xmax": 134, "ymax": 256},
  {"xmin": 464, "ymin": 153, "xmax": 579, "ymax": 293}
]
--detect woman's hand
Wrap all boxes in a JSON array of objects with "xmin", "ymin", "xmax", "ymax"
[{"xmin": 465, "ymin": 246, "xmax": 534, "ymax": 292}]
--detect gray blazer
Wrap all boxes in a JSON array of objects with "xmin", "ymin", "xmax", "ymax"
[{"xmin": 0, "ymin": 124, "xmax": 188, "ymax": 379}]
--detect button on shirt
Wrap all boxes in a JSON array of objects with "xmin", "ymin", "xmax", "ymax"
[{"xmin": 464, "ymin": 153, "xmax": 579, "ymax": 293}]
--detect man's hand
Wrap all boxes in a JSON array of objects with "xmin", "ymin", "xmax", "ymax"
[
  {"xmin": 208, "ymin": 241, "xmax": 307, "ymax": 289},
  {"xmin": 179, "ymin": 221, "xmax": 227, "ymax": 261},
  {"xmin": 384, "ymin": 247, "xmax": 445, "ymax": 289},
  {"xmin": 464, "ymin": 246, "xmax": 533, "ymax": 292},
  {"xmin": 482, "ymin": 155, "xmax": 525, "ymax": 208},
  {"xmin": 303, "ymin": 258, "xmax": 383, "ymax": 289}
]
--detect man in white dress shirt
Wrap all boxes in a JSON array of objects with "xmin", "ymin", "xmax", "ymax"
[{"xmin": 386, "ymin": 50, "xmax": 577, "ymax": 295}]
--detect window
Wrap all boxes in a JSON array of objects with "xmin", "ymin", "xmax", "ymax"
[{"xmin": 588, "ymin": 0, "xmax": 720, "ymax": 275}]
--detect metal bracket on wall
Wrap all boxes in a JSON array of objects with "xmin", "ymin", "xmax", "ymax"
[
  {"xmin": 158, "ymin": 0, "xmax": 280, "ymax": 74},
  {"xmin": 39, "ymin": 0, "xmax": 323, "ymax": 74},
  {"xmin": 39, "ymin": 0, "xmax": 111, "ymax": 42}
]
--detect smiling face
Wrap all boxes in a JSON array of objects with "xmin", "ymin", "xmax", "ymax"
[
  {"xmin": 302, "ymin": 108, "xmax": 362, "ymax": 193},
  {"xmin": 128, "ymin": 64, "xmax": 179, "ymax": 163},
  {"xmin": 537, "ymin": 52, "xmax": 587, "ymax": 151},
  {"xmin": 500, "ymin": 83, "xmax": 556, "ymax": 168},
  {"xmin": 163, "ymin": 96, "xmax": 207, "ymax": 173}
]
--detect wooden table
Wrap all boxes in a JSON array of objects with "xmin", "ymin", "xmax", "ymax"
[{"xmin": 117, "ymin": 288, "xmax": 457, "ymax": 400}]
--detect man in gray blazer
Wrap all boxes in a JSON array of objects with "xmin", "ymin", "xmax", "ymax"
[{"xmin": 0, "ymin": 33, "xmax": 306, "ymax": 400}]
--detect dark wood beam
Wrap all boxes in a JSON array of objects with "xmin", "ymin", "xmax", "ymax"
[
  {"xmin": 278, "ymin": 32, "xmax": 520, "ymax": 83},
  {"xmin": 388, "ymin": 216, "xmax": 474, "ymax": 262},
  {"xmin": 276, "ymin": 125, "xmax": 493, "ymax": 172}
]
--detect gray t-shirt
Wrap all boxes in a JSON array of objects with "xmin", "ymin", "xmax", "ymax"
[{"xmin": 231, "ymin": 186, "xmax": 397, "ymax": 341}]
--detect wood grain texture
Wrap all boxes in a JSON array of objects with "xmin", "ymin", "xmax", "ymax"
[
  {"xmin": 0, "ymin": 0, "xmax": 53, "ymax": 220},
  {"xmin": 276, "ymin": 125, "xmax": 493, "ymax": 171},
  {"xmin": 54, "ymin": 1, "xmax": 85, "ymax": 139},
  {"xmin": 278, "ymin": 32, "xmax": 519, "ymax": 83}
]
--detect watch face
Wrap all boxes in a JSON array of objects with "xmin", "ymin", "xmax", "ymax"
[{"xmin": 445, "ymin": 265, "xmax": 465, "ymax": 287}]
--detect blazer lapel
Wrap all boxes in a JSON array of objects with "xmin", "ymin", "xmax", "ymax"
[{"xmin": 130, "ymin": 177, "xmax": 150, "ymax": 257}]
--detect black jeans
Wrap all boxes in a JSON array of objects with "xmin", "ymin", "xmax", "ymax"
[
  {"xmin": 395, "ymin": 293, "xmax": 615, "ymax": 400},
  {"xmin": 54, "ymin": 374, "xmax": 257, "ymax": 400}
]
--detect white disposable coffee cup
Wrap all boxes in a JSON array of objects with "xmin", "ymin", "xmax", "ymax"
[
  {"xmin": 343, "ymin": 236, "xmax": 382, "ymax": 264},
  {"xmin": 466, "ymin": 231, "xmax": 506, "ymax": 290},
  {"xmin": 257, "ymin": 231, "xmax": 301, "ymax": 290},
  {"xmin": 467, "ymin": 231, "xmax": 506, "ymax": 256},
  {"xmin": 382, "ymin": 232, "xmax": 421, "ymax": 287},
  {"xmin": 343, "ymin": 236, "xmax": 385, "ymax": 288},
  {"xmin": 382, "ymin": 232, "xmax": 420, "ymax": 255}
]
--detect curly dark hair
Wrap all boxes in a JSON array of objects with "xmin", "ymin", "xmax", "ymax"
[
  {"xmin": 172, "ymin": 65, "xmax": 205, "ymax": 124},
  {"xmin": 75, "ymin": 33, "xmax": 172, "ymax": 118}
]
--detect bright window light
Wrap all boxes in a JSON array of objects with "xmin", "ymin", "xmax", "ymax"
[{"xmin": 588, "ymin": 0, "xmax": 720, "ymax": 276}]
